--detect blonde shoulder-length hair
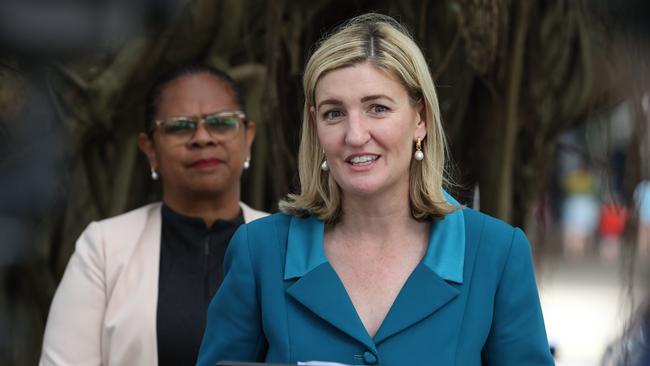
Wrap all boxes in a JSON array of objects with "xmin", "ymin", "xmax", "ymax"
[{"xmin": 279, "ymin": 13, "xmax": 457, "ymax": 223}]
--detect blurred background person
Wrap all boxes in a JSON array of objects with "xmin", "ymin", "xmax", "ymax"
[
  {"xmin": 598, "ymin": 198, "xmax": 628, "ymax": 260},
  {"xmin": 635, "ymin": 180, "xmax": 650, "ymax": 256},
  {"xmin": 601, "ymin": 290, "xmax": 650, "ymax": 365},
  {"xmin": 39, "ymin": 64, "xmax": 267, "ymax": 366},
  {"xmin": 561, "ymin": 167, "xmax": 600, "ymax": 258}
]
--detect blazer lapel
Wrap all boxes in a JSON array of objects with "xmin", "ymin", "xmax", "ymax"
[
  {"xmin": 373, "ymin": 263, "xmax": 460, "ymax": 344},
  {"xmin": 286, "ymin": 263, "xmax": 377, "ymax": 352},
  {"xmin": 284, "ymin": 216, "xmax": 377, "ymax": 351},
  {"xmin": 102, "ymin": 203, "xmax": 162, "ymax": 365},
  {"xmin": 282, "ymin": 194, "xmax": 465, "ymax": 350},
  {"xmin": 374, "ymin": 197, "xmax": 466, "ymax": 344}
]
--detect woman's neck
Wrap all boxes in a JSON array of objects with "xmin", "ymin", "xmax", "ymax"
[
  {"xmin": 334, "ymin": 189, "xmax": 425, "ymax": 248},
  {"xmin": 162, "ymin": 188, "xmax": 241, "ymax": 227}
]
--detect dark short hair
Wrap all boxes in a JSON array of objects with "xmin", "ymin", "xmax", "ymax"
[{"xmin": 144, "ymin": 63, "xmax": 246, "ymax": 133}]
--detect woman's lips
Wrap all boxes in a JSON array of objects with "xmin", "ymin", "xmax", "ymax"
[
  {"xmin": 345, "ymin": 154, "xmax": 380, "ymax": 172},
  {"xmin": 189, "ymin": 158, "xmax": 222, "ymax": 168}
]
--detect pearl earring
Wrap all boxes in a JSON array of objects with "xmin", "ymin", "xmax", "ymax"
[
  {"xmin": 414, "ymin": 137, "xmax": 424, "ymax": 161},
  {"xmin": 151, "ymin": 168, "xmax": 159, "ymax": 180},
  {"xmin": 243, "ymin": 158, "xmax": 251, "ymax": 170},
  {"xmin": 321, "ymin": 159, "xmax": 329, "ymax": 171}
]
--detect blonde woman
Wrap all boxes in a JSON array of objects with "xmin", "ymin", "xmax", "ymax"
[{"xmin": 197, "ymin": 14, "xmax": 553, "ymax": 366}]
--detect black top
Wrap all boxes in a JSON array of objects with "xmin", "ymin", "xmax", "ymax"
[{"xmin": 157, "ymin": 204, "xmax": 244, "ymax": 366}]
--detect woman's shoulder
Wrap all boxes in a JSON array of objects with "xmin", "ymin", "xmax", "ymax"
[
  {"xmin": 460, "ymin": 208, "xmax": 538, "ymax": 297},
  {"xmin": 461, "ymin": 207, "xmax": 529, "ymax": 258},
  {"xmin": 461, "ymin": 207, "xmax": 516, "ymax": 234},
  {"xmin": 224, "ymin": 213, "xmax": 296, "ymax": 272},
  {"xmin": 232, "ymin": 212, "xmax": 313, "ymax": 255},
  {"xmin": 236, "ymin": 212, "xmax": 295, "ymax": 250},
  {"xmin": 67, "ymin": 203, "xmax": 162, "ymax": 279},
  {"xmin": 239, "ymin": 202, "xmax": 270, "ymax": 222},
  {"xmin": 242, "ymin": 211, "xmax": 294, "ymax": 232},
  {"xmin": 76, "ymin": 202, "xmax": 162, "ymax": 254},
  {"xmin": 96, "ymin": 202, "xmax": 162, "ymax": 229}
]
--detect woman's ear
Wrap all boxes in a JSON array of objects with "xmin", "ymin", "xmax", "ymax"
[
  {"xmin": 244, "ymin": 120, "xmax": 256, "ymax": 154},
  {"xmin": 137, "ymin": 133, "xmax": 158, "ymax": 170},
  {"xmin": 415, "ymin": 102, "xmax": 427, "ymax": 139}
]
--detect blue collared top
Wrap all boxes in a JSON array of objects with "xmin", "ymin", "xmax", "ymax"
[{"xmin": 284, "ymin": 191, "xmax": 465, "ymax": 283}]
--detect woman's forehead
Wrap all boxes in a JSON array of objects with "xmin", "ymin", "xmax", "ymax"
[
  {"xmin": 157, "ymin": 74, "xmax": 238, "ymax": 116},
  {"xmin": 314, "ymin": 63, "xmax": 408, "ymax": 105}
]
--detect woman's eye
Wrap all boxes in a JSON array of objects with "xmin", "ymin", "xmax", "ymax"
[
  {"xmin": 322, "ymin": 110, "xmax": 344, "ymax": 121},
  {"xmin": 369, "ymin": 104, "xmax": 389, "ymax": 114}
]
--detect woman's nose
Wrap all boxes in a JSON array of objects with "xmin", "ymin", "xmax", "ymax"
[
  {"xmin": 188, "ymin": 119, "xmax": 217, "ymax": 146},
  {"xmin": 344, "ymin": 112, "xmax": 371, "ymax": 146}
]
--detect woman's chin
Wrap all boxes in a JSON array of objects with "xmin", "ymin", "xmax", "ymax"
[
  {"xmin": 339, "ymin": 182, "xmax": 384, "ymax": 198},
  {"xmin": 180, "ymin": 177, "xmax": 238, "ymax": 198}
]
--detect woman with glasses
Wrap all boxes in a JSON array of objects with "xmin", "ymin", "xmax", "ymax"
[
  {"xmin": 40, "ymin": 64, "xmax": 267, "ymax": 366},
  {"xmin": 197, "ymin": 14, "xmax": 553, "ymax": 366}
]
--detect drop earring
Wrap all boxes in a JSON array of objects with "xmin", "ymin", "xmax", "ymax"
[
  {"xmin": 321, "ymin": 159, "xmax": 329, "ymax": 172},
  {"xmin": 243, "ymin": 158, "xmax": 251, "ymax": 170},
  {"xmin": 414, "ymin": 137, "xmax": 424, "ymax": 161},
  {"xmin": 151, "ymin": 168, "xmax": 159, "ymax": 180}
]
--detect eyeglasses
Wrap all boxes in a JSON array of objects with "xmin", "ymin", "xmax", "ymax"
[{"xmin": 152, "ymin": 110, "xmax": 246, "ymax": 141}]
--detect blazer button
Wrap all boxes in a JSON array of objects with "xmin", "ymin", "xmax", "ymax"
[{"xmin": 362, "ymin": 351, "xmax": 377, "ymax": 365}]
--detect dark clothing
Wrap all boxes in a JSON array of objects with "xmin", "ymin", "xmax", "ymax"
[{"xmin": 156, "ymin": 204, "xmax": 244, "ymax": 366}]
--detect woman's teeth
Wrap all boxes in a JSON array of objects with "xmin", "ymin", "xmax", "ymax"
[{"xmin": 349, "ymin": 155, "xmax": 378, "ymax": 165}]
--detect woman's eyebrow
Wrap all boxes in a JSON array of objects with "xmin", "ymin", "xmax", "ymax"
[
  {"xmin": 360, "ymin": 94, "xmax": 396, "ymax": 103},
  {"xmin": 316, "ymin": 99, "xmax": 343, "ymax": 110},
  {"xmin": 316, "ymin": 94, "xmax": 396, "ymax": 110}
]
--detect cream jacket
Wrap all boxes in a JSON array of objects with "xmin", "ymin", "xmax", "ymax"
[{"xmin": 40, "ymin": 202, "xmax": 268, "ymax": 366}]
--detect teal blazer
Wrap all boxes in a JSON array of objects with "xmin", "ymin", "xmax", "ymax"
[{"xmin": 197, "ymin": 207, "xmax": 554, "ymax": 365}]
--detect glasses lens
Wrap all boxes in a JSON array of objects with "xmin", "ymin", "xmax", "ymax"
[
  {"xmin": 204, "ymin": 113, "xmax": 240, "ymax": 138},
  {"xmin": 162, "ymin": 117, "xmax": 196, "ymax": 134}
]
